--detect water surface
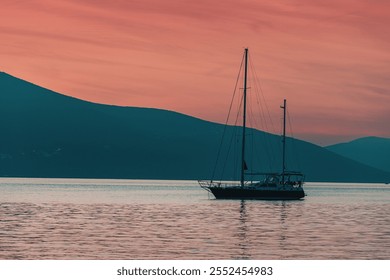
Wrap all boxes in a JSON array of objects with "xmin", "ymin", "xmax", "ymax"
[{"xmin": 0, "ymin": 178, "xmax": 389, "ymax": 259}]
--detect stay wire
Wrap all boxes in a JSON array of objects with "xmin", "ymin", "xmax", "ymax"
[
  {"xmin": 248, "ymin": 53, "xmax": 277, "ymax": 171},
  {"xmin": 287, "ymin": 110, "xmax": 302, "ymax": 172},
  {"xmin": 211, "ymin": 52, "xmax": 244, "ymax": 181}
]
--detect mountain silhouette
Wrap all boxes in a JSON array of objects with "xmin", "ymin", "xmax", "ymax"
[
  {"xmin": 1, "ymin": 72, "xmax": 389, "ymax": 183},
  {"xmin": 326, "ymin": 137, "xmax": 390, "ymax": 173}
]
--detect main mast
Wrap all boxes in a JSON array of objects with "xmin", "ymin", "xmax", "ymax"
[{"xmin": 240, "ymin": 48, "xmax": 248, "ymax": 187}]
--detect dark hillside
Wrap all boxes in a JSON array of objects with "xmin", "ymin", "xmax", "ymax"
[
  {"xmin": 1, "ymin": 72, "xmax": 389, "ymax": 183},
  {"xmin": 326, "ymin": 137, "xmax": 390, "ymax": 173}
]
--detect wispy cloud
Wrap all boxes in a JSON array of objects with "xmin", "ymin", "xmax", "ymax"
[{"xmin": 0, "ymin": 0, "xmax": 389, "ymax": 145}]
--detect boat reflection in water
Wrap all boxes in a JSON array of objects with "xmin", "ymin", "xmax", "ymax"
[{"xmin": 233, "ymin": 200, "xmax": 302, "ymax": 259}]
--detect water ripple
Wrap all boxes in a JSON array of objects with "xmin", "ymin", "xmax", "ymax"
[{"xmin": 0, "ymin": 200, "xmax": 389, "ymax": 259}]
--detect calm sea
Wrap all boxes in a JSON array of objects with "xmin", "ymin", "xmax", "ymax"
[{"xmin": 0, "ymin": 178, "xmax": 389, "ymax": 259}]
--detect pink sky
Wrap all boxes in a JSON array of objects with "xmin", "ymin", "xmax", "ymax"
[{"xmin": 1, "ymin": 0, "xmax": 389, "ymax": 145}]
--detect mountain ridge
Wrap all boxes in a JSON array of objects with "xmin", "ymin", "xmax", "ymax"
[
  {"xmin": 1, "ymin": 72, "xmax": 389, "ymax": 183},
  {"xmin": 326, "ymin": 136, "xmax": 390, "ymax": 173}
]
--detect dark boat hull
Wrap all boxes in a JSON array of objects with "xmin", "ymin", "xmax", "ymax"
[{"xmin": 208, "ymin": 187, "xmax": 305, "ymax": 200}]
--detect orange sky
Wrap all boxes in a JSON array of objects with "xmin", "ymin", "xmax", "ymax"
[{"xmin": 1, "ymin": 0, "xmax": 389, "ymax": 145}]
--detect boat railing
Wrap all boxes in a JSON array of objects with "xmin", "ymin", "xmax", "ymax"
[
  {"xmin": 199, "ymin": 180, "xmax": 264, "ymax": 189},
  {"xmin": 198, "ymin": 180, "xmax": 241, "ymax": 189},
  {"xmin": 197, "ymin": 180, "xmax": 214, "ymax": 192},
  {"xmin": 199, "ymin": 179, "xmax": 304, "ymax": 189}
]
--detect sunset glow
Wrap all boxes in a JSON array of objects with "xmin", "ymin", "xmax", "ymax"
[{"xmin": 1, "ymin": 0, "xmax": 389, "ymax": 145}]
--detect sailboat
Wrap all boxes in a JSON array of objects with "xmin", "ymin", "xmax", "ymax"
[{"xmin": 199, "ymin": 48, "xmax": 305, "ymax": 200}]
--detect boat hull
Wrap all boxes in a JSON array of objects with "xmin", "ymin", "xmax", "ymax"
[{"xmin": 208, "ymin": 186, "xmax": 305, "ymax": 200}]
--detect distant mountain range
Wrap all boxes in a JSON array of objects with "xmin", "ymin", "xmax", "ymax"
[
  {"xmin": 1, "ymin": 72, "xmax": 389, "ymax": 183},
  {"xmin": 326, "ymin": 137, "xmax": 390, "ymax": 173}
]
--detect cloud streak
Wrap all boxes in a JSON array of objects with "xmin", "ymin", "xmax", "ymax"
[{"xmin": 0, "ymin": 0, "xmax": 389, "ymax": 145}]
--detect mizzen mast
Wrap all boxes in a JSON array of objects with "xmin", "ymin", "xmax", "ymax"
[{"xmin": 281, "ymin": 99, "xmax": 287, "ymax": 183}]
